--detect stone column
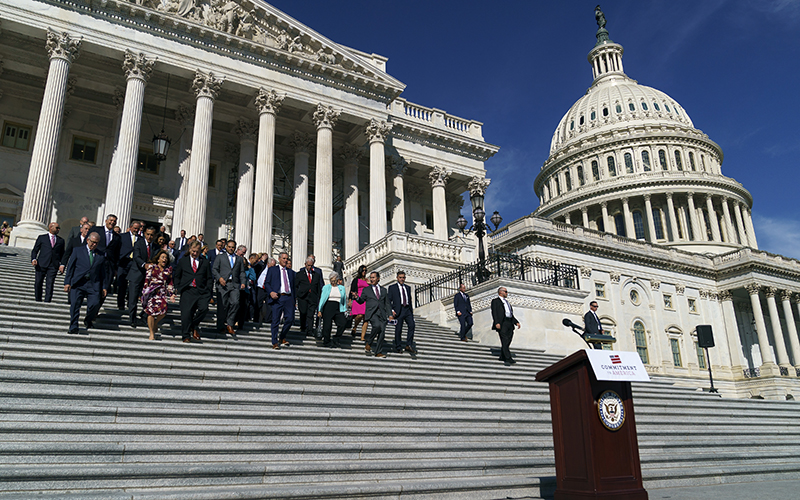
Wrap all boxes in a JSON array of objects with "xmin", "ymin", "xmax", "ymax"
[
  {"xmin": 600, "ymin": 201, "xmax": 610, "ymax": 233},
  {"xmin": 366, "ymin": 119, "xmax": 392, "ymax": 243},
  {"xmin": 765, "ymin": 287, "xmax": 791, "ymax": 369},
  {"xmin": 291, "ymin": 132, "xmax": 315, "ymax": 264},
  {"xmin": 721, "ymin": 197, "xmax": 735, "ymax": 244},
  {"xmin": 733, "ymin": 202, "xmax": 748, "ymax": 247},
  {"xmin": 312, "ymin": 104, "xmax": 340, "ymax": 271},
  {"xmin": 746, "ymin": 284, "xmax": 776, "ymax": 367},
  {"xmin": 386, "ymin": 155, "xmax": 408, "ymax": 233},
  {"xmin": 719, "ymin": 291, "xmax": 747, "ymax": 374},
  {"xmin": 705, "ymin": 194, "xmax": 721, "ymax": 242},
  {"xmin": 428, "ymin": 166, "xmax": 452, "ymax": 241},
  {"xmin": 744, "ymin": 207, "xmax": 758, "ymax": 249},
  {"xmin": 686, "ymin": 193, "xmax": 702, "ymax": 241},
  {"xmin": 644, "ymin": 194, "xmax": 657, "ymax": 242},
  {"xmin": 183, "ymin": 70, "xmax": 224, "ymax": 237},
  {"xmin": 339, "ymin": 143, "xmax": 363, "ymax": 259},
  {"xmin": 780, "ymin": 291, "xmax": 800, "ymax": 368},
  {"xmin": 103, "ymin": 50, "xmax": 155, "ymax": 230},
  {"xmin": 622, "ymin": 197, "xmax": 635, "ymax": 238},
  {"xmin": 581, "ymin": 206, "xmax": 590, "ymax": 228},
  {"xmin": 171, "ymin": 104, "xmax": 194, "ymax": 236},
  {"xmin": 232, "ymin": 119, "xmax": 257, "ymax": 251},
  {"xmin": 665, "ymin": 193, "xmax": 680, "ymax": 241},
  {"xmin": 12, "ymin": 30, "xmax": 81, "ymax": 247},
  {"xmin": 251, "ymin": 88, "xmax": 284, "ymax": 254}
]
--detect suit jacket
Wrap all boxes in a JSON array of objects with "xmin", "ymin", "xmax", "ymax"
[
  {"xmin": 583, "ymin": 311, "xmax": 604, "ymax": 335},
  {"xmin": 87, "ymin": 225, "xmax": 121, "ymax": 266},
  {"xmin": 388, "ymin": 282, "xmax": 413, "ymax": 315},
  {"xmin": 173, "ymin": 255, "xmax": 213, "ymax": 294},
  {"xmin": 295, "ymin": 266, "xmax": 323, "ymax": 299},
  {"xmin": 263, "ymin": 265, "xmax": 296, "ymax": 303},
  {"xmin": 64, "ymin": 244, "xmax": 107, "ymax": 290},
  {"xmin": 355, "ymin": 284, "xmax": 390, "ymax": 322},
  {"xmin": 212, "ymin": 251, "xmax": 247, "ymax": 288},
  {"xmin": 67, "ymin": 225, "xmax": 83, "ymax": 242},
  {"xmin": 173, "ymin": 236, "xmax": 188, "ymax": 253},
  {"xmin": 61, "ymin": 235, "xmax": 86, "ymax": 267},
  {"xmin": 128, "ymin": 238, "xmax": 159, "ymax": 279},
  {"xmin": 454, "ymin": 291, "xmax": 472, "ymax": 316},
  {"xmin": 31, "ymin": 233, "xmax": 65, "ymax": 270},
  {"xmin": 491, "ymin": 297, "xmax": 518, "ymax": 331},
  {"xmin": 207, "ymin": 248, "xmax": 225, "ymax": 267},
  {"xmin": 252, "ymin": 259, "xmax": 266, "ymax": 278},
  {"xmin": 118, "ymin": 231, "xmax": 139, "ymax": 271}
]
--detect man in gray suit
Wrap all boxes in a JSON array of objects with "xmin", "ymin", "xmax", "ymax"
[
  {"xmin": 354, "ymin": 271, "xmax": 391, "ymax": 358},
  {"xmin": 212, "ymin": 239, "xmax": 246, "ymax": 339}
]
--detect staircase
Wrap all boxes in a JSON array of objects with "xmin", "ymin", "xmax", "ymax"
[{"xmin": 1, "ymin": 246, "xmax": 799, "ymax": 499}]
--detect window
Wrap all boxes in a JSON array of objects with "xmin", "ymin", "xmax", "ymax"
[
  {"xmin": 624, "ymin": 152, "xmax": 634, "ymax": 174},
  {"xmin": 688, "ymin": 152, "xmax": 696, "ymax": 171},
  {"xmin": 663, "ymin": 293, "xmax": 673, "ymax": 309},
  {"xmin": 700, "ymin": 155, "xmax": 706, "ymax": 171},
  {"xmin": 602, "ymin": 107, "xmax": 608, "ymax": 117},
  {"xmin": 2, "ymin": 122, "xmax": 32, "ymax": 150},
  {"xmin": 591, "ymin": 160, "xmax": 600, "ymax": 181},
  {"xmin": 653, "ymin": 102, "xmax": 660, "ymax": 111},
  {"xmin": 634, "ymin": 321, "xmax": 648, "ymax": 364},
  {"xmin": 555, "ymin": 176, "xmax": 561, "ymax": 196},
  {"xmin": 425, "ymin": 210, "xmax": 434, "ymax": 230},
  {"xmin": 595, "ymin": 282, "xmax": 606, "ymax": 298},
  {"xmin": 641, "ymin": 150, "xmax": 651, "ymax": 171},
  {"xmin": 596, "ymin": 217, "xmax": 605, "ymax": 232},
  {"xmin": 652, "ymin": 208, "xmax": 664, "ymax": 239},
  {"xmin": 570, "ymin": 121, "xmax": 574, "ymax": 130},
  {"xmin": 565, "ymin": 171, "xmax": 572, "ymax": 191},
  {"xmin": 579, "ymin": 115, "xmax": 584, "ymax": 126},
  {"xmin": 577, "ymin": 165, "xmax": 585, "ymax": 186},
  {"xmin": 70, "ymin": 137, "xmax": 98, "ymax": 163},
  {"xmin": 674, "ymin": 150, "xmax": 683, "ymax": 171},
  {"xmin": 614, "ymin": 213, "xmax": 626, "ymax": 237},
  {"xmin": 591, "ymin": 111, "xmax": 596, "ymax": 121},
  {"xmin": 670, "ymin": 338, "xmax": 682, "ymax": 367},
  {"xmin": 632, "ymin": 210, "xmax": 645, "ymax": 239},
  {"xmin": 629, "ymin": 289, "xmax": 640, "ymax": 305},
  {"xmin": 665, "ymin": 104, "xmax": 671, "ymax": 112},
  {"xmin": 615, "ymin": 104, "xmax": 622, "ymax": 113},
  {"xmin": 208, "ymin": 163, "xmax": 217, "ymax": 188},
  {"xmin": 641, "ymin": 102, "xmax": 649, "ymax": 111},
  {"xmin": 136, "ymin": 149, "xmax": 159, "ymax": 175},
  {"xmin": 696, "ymin": 342, "xmax": 707, "ymax": 369},
  {"xmin": 658, "ymin": 149, "xmax": 668, "ymax": 170},
  {"xmin": 629, "ymin": 102, "xmax": 636, "ymax": 111},
  {"xmin": 607, "ymin": 156, "xmax": 616, "ymax": 177},
  {"xmin": 688, "ymin": 298, "xmax": 697, "ymax": 313}
]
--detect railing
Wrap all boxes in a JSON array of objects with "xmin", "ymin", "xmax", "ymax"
[
  {"xmin": 415, "ymin": 251, "xmax": 580, "ymax": 307},
  {"xmin": 389, "ymin": 98, "xmax": 484, "ymax": 139}
]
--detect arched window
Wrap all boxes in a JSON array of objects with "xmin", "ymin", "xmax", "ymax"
[
  {"xmin": 577, "ymin": 165, "xmax": 585, "ymax": 186},
  {"xmin": 579, "ymin": 115, "xmax": 585, "ymax": 126},
  {"xmin": 674, "ymin": 150, "xmax": 683, "ymax": 171},
  {"xmin": 615, "ymin": 104, "xmax": 622, "ymax": 113},
  {"xmin": 634, "ymin": 321, "xmax": 648, "ymax": 364},
  {"xmin": 652, "ymin": 208, "xmax": 664, "ymax": 239},
  {"xmin": 570, "ymin": 121, "xmax": 574, "ymax": 130},
  {"xmin": 603, "ymin": 107, "xmax": 609, "ymax": 117},
  {"xmin": 653, "ymin": 102, "xmax": 660, "ymax": 111},
  {"xmin": 592, "ymin": 160, "xmax": 600, "ymax": 181},
  {"xmin": 555, "ymin": 176, "xmax": 561, "ymax": 196},
  {"xmin": 700, "ymin": 155, "xmax": 706, "ymax": 171},
  {"xmin": 624, "ymin": 152, "xmax": 634, "ymax": 173},
  {"xmin": 591, "ymin": 111, "xmax": 596, "ymax": 121},
  {"xmin": 607, "ymin": 156, "xmax": 617, "ymax": 177},
  {"xmin": 665, "ymin": 104, "xmax": 671, "ymax": 112},
  {"xmin": 614, "ymin": 213, "xmax": 626, "ymax": 237},
  {"xmin": 629, "ymin": 102, "xmax": 636, "ymax": 111},
  {"xmin": 632, "ymin": 210, "xmax": 645, "ymax": 239},
  {"xmin": 565, "ymin": 171, "xmax": 572, "ymax": 191},
  {"xmin": 658, "ymin": 149, "xmax": 668, "ymax": 170},
  {"xmin": 596, "ymin": 217, "xmax": 605, "ymax": 232},
  {"xmin": 641, "ymin": 150, "xmax": 651, "ymax": 171},
  {"xmin": 688, "ymin": 152, "xmax": 696, "ymax": 171},
  {"xmin": 641, "ymin": 102, "xmax": 649, "ymax": 111}
]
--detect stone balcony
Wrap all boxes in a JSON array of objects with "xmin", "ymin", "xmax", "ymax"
[{"xmin": 389, "ymin": 98, "xmax": 485, "ymax": 140}]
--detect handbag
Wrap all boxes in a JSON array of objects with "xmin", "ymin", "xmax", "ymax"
[{"xmin": 315, "ymin": 319, "xmax": 324, "ymax": 340}]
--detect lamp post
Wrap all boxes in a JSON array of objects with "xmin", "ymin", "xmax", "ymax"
[{"xmin": 457, "ymin": 177, "xmax": 501, "ymax": 283}]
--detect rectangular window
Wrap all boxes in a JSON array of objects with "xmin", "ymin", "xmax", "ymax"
[
  {"xmin": 70, "ymin": 137, "xmax": 98, "ymax": 163},
  {"xmin": 652, "ymin": 208, "xmax": 664, "ymax": 239},
  {"xmin": 425, "ymin": 210, "xmax": 434, "ymax": 231},
  {"xmin": 688, "ymin": 298, "xmax": 697, "ymax": 313},
  {"xmin": 208, "ymin": 163, "xmax": 217, "ymax": 188},
  {"xmin": 2, "ymin": 122, "xmax": 32, "ymax": 150},
  {"xmin": 670, "ymin": 338, "xmax": 682, "ymax": 367},
  {"xmin": 663, "ymin": 293, "xmax": 673, "ymax": 309},
  {"xmin": 696, "ymin": 342, "xmax": 706, "ymax": 369},
  {"xmin": 595, "ymin": 282, "xmax": 606, "ymax": 298},
  {"xmin": 136, "ymin": 149, "xmax": 159, "ymax": 175}
]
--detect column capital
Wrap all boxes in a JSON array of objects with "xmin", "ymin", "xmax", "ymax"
[
  {"xmin": 174, "ymin": 103, "xmax": 195, "ymax": 128},
  {"xmin": 650, "ymin": 279, "xmax": 660, "ymax": 290},
  {"xmin": 765, "ymin": 286, "xmax": 778, "ymax": 298},
  {"xmin": 643, "ymin": 193, "xmax": 651, "ymax": 201},
  {"xmin": 122, "ymin": 49, "xmax": 155, "ymax": 82},
  {"xmin": 780, "ymin": 290, "xmax": 794, "ymax": 302},
  {"xmin": 191, "ymin": 70, "xmax": 224, "ymax": 100},
  {"xmin": 621, "ymin": 197, "xmax": 629, "ymax": 205},
  {"xmin": 580, "ymin": 266, "xmax": 593, "ymax": 278},
  {"xmin": 339, "ymin": 142, "xmax": 362, "ymax": 163},
  {"xmin": 687, "ymin": 191, "xmax": 695, "ymax": 199},
  {"xmin": 675, "ymin": 283, "xmax": 685, "ymax": 295},
  {"xmin": 580, "ymin": 206, "xmax": 588, "ymax": 214},
  {"xmin": 428, "ymin": 165, "xmax": 451, "ymax": 188},
  {"xmin": 290, "ymin": 131, "xmax": 315, "ymax": 154},
  {"xmin": 232, "ymin": 118, "xmax": 258, "ymax": 143},
  {"xmin": 609, "ymin": 271, "xmax": 621, "ymax": 283},
  {"xmin": 468, "ymin": 176, "xmax": 491, "ymax": 198},
  {"xmin": 46, "ymin": 29, "xmax": 82, "ymax": 63},
  {"xmin": 312, "ymin": 103, "xmax": 340, "ymax": 129},
  {"xmin": 745, "ymin": 283, "xmax": 761, "ymax": 296},
  {"xmin": 792, "ymin": 294, "xmax": 800, "ymax": 305},
  {"xmin": 705, "ymin": 193, "xmax": 714, "ymax": 202},
  {"xmin": 718, "ymin": 290, "xmax": 733, "ymax": 301},
  {"xmin": 254, "ymin": 87, "xmax": 284, "ymax": 115},
  {"xmin": 665, "ymin": 192, "xmax": 673, "ymax": 200},
  {"xmin": 386, "ymin": 154, "xmax": 408, "ymax": 177},
  {"xmin": 600, "ymin": 200, "xmax": 608, "ymax": 208},
  {"xmin": 366, "ymin": 118, "xmax": 392, "ymax": 143}
]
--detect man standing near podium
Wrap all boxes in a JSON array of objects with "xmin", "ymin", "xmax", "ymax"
[
  {"xmin": 490, "ymin": 287, "xmax": 520, "ymax": 364},
  {"xmin": 583, "ymin": 301, "xmax": 604, "ymax": 341}
]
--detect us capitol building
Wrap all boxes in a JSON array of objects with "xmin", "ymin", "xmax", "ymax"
[{"xmin": 1, "ymin": 1, "xmax": 799, "ymax": 399}]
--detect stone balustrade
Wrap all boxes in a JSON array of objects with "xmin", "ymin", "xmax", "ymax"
[{"xmin": 389, "ymin": 98, "xmax": 484, "ymax": 139}]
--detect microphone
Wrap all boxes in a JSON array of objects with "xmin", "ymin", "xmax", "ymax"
[{"xmin": 562, "ymin": 318, "xmax": 584, "ymax": 331}]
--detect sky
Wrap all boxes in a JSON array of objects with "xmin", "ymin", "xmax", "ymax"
[{"xmin": 268, "ymin": 0, "xmax": 800, "ymax": 259}]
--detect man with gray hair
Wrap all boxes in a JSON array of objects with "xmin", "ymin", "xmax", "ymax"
[
  {"xmin": 490, "ymin": 286, "xmax": 521, "ymax": 365},
  {"xmin": 256, "ymin": 257, "xmax": 277, "ymax": 324},
  {"xmin": 295, "ymin": 254, "xmax": 323, "ymax": 337}
]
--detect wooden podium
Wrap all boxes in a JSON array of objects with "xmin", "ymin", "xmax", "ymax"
[{"xmin": 535, "ymin": 350, "xmax": 648, "ymax": 500}]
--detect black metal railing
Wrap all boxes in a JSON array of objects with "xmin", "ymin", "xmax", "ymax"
[{"xmin": 415, "ymin": 251, "xmax": 580, "ymax": 307}]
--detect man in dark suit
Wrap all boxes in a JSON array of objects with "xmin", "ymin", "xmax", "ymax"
[
  {"xmin": 87, "ymin": 214, "xmax": 121, "ymax": 304},
  {"xmin": 491, "ymin": 286, "xmax": 521, "ymax": 364},
  {"xmin": 126, "ymin": 227, "xmax": 158, "ymax": 326},
  {"xmin": 208, "ymin": 239, "xmax": 225, "ymax": 267},
  {"xmin": 583, "ymin": 301, "xmax": 604, "ymax": 337},
  {"xmin": 66, "ymin": 216, "xmax": 88, "ymax": 241},
  {"xmin": 295, "ymin": 255, "xmax": 323, "ymax": 337},
  {"xmin": 63, "ymin": 232, "xmax": 107, "ymax": 334},
  {"xmin": 388, "ymin": 270, "xmax": 416, "ymax": 354},
  {"xmin": 61, "ymin": 223, "xmax": 90, "ymax": 267},
  {"xmin": 263, "ymin": 251, "xmax": 295, "ymax": 349},
  {"xmin": 454, "ymin": 283, "xmax": 473, "ymax": 342},
  {"xmin": 256, "ymin": 257, "xmax": 275, "ymax": 325},
  {"xmin": 30, "ymin": 222, "xmax": 66, "ymax": 303},
  {"xmin": 172, "ymin": 241, "xmax": 211, "ymax": 343},
  {"xmin": 354, "ymin": 271, "xmax": 391, "ymax": 358},
  {"xmin": 173, "ymin": 230, "xmax": 188, "ymax": 254},
  {"xmin": 212, "ymin": 239, "xmax": 246, "ymax": 338},
  {"xmin": 116, "ymin": 221, "xmax": 141, "ymax": 311}
]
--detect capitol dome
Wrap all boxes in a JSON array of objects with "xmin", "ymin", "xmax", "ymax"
[{"xmin": 533, "ymin": 13, "xmax": 758, "ymax": 255}]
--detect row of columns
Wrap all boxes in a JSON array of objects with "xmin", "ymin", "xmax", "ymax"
[{"xmin": 736, "ymin": 285, "xmax": 800, "ymax": 372}]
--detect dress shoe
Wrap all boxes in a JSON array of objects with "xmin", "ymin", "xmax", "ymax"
[
  {"xmin": 405, "ymin": 346, "xmax": 417, "ymax": 354},
  {"xmin": 281, "ymin": 340, "xmax": 290, "ymax": 346},
  {"xmin": 272, "ymin": 344, "xmax": 281, "ymax": 349},
  {"xmin": 375, "ymin": 353, "xmax": 387, "ymax": 358},
  {"xmin": 226, "ymin": 325, "xmax": 236, "ymax": 335},
  {"xmin": 67, "ymin": 328, "xmax": 79, "ymax": 335},
  {"xmin": 129, "ymin": 316, "xmax": 137, "ymax": 328},
  {"xmin": 364, "ymin": 345, "xmax": 371, "ymax": 352},
  {"xmin": 192, "ymin": 330, "xmax": 201, "ymax": 341},
  {"xmin": 183, "ymin": 337, "xmax": 191, "ymax": 343},
  {"xmin": 394, "ymin": 347, "xmax": 403, "ymax": 353},
  {"xmin": 83, "ymin": 319, "xmax": 93, "ymax": 329},
  {"xmin": 461, "ymin": 338, "xmax": 469, "ymax": 342},
  {"xmin": 508, "ymin": 358, "xmax": 517, "ymax": 364}
]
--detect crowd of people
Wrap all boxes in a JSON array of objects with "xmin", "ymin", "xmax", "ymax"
[{"xmin": 25, "ymin": 213, "xmax": 525, "ymax": 363}]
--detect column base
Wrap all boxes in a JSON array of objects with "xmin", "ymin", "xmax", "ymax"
[
  {"xmin": 758, "ymin": 362, "xmax": 782, "ymax": 377},
  {"xmin": 8, "ymin": 220, "xmax": 48, "ymax": 249}
]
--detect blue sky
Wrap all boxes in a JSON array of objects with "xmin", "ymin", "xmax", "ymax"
[{"xmin": 268, "ymin": 0, "xmax": 800, "ymax": 259}]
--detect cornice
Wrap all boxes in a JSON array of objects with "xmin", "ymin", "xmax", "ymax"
[{"xmin": 390, "ymin": 118, "xmax": 499, "ymax": 162}]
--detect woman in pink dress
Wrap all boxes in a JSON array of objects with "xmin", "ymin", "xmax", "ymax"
[
  {"xmin": 348, "ymin": 265, "xmax": 369, "ymax": 340},
  {"xmin": 141, "ymin": 250, "xmax": 176, "ymax": 340}
]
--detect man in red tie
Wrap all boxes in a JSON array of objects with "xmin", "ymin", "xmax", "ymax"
[
  {"xmin": 264, "ymin": 252, "xmax": 296, "ymax": 349},
  {"xmin": 30, "ymin": 222, "xmax": 65, "ymax": 303},
  {"xmin": 173, "ymin": 241, "xmax": 212, "ymax": 343},
  {"xmin": 126, "ymin": 227, "xmax": 157, "ymax": 327},
  {"xmin": 294, "ymin": 255, "xmax": 323, "ymax": 338},
  {"xmin": 354, "ymin": 271, "xmax": 391, "ymax": 358}
]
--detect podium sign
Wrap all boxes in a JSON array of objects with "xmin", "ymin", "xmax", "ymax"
[
  {"xmin": 585, "ymin": 350, "xmax": 650, "ymax": 382},
  {"xmin": 536, "ymin": 350, "xmax": 648, "ymax": 500}
]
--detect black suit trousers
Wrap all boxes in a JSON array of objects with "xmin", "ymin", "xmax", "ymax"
[
  {"xmin": 217, "ymin": 282, "xmax": 239, "ymax": 328},
  {"xmin": 127, "ymin": 270, "xmax": 145, "ymax": 318},
  {"xmin": 180, "ymin": 287, "xmax": 209, "ymax": 337},
  {"xmin": 69, "ymin": 279, "xmax": 101, "ymax": 331},
  {"xmin": 498, "ymin": 318, "xmax": 515, "ymax": 361},
  {"xmin": 458, "ymin": 313, "xmax": 473, "ymax": 340},
  {"xmin": 256, "ymin": 288, "xmax": 271, "ymax": 324},
  {"xmin": 34, "ymin": 266, "xmax": 58, "ymax": 302},
  {"xmin": 116, "ymin": 266, "xmax": 129, "ymax": 309},
  {"xmin": 321, "ymin": 300, "xmax": 346, "ymax": 344},
  {"xmin": 366, "ymin": 316, "xmax": 386, "ymax": 354},
  {"xmin": 297, "ymin": 294, "xmax": 319, "ymax": 334},
  {"xmin": 393, "ymin": 305, "xmax": 415, "ymax": 349}
]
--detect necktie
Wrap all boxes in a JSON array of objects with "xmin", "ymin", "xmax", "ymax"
[
  {"xmin": 230, "ymin": 255, "xmax": 235, "ymax": 268},
  {"xmin": 106, "ymin": 230, "xmax": 111, "ymax": 245},
  {"xmin": 50, "ymin": 234, "xmax": 55, "ymax": 247},
  {"xmin": 374, "ymin": 286, "xmax": 380, "ymax": 299},
  {"xmin": 282, "ymin": 267, "xmax": 290, "ymax": 293},
  {"xmin": 191, "ymin": 259, "xmax": 197, "ymax": 287},
  {"xmin": 147, "ymin": 245, "xmax": 151, "ymax": 259},
  {"xmin": 88, "ymin": 250, "xmax": 94, "ymax": 266},
  {"xmin": 130, "ymin": 234, "xmax": 136, "ymax": 258},
  {"xmin": 307, "ymin": 270, "xmax": 312, "ymax": 283},
  {"xmin": 505, "ymin": 298, "xmax": 513, "ymax": 316},
  {"xmin": 401, "ymin": 285, "xmax": 407, "ymax": 306}
]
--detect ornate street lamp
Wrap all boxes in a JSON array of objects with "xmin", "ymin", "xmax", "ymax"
[
  {"xmin": 152, "ymin": 74, "xmax": 172, "ymax": 162},
  {"xmin": 456, "ymin": 177, "xmax": 502, "ymax": 283}
]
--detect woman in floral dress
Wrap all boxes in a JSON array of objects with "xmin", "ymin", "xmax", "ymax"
[{"xmin": 141, "ymin": 250, "xmax": 176, "ymax": 340}]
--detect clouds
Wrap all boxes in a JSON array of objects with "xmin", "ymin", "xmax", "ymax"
[
  {"xmin": 752, "ymin": 213, "xmax": 800, "ymax": 260},
  {"xmin": 482, "ymin": 147, "xmax": 539, "ymax": 225}
]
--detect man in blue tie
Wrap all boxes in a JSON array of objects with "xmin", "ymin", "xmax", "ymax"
[
  {"xmin": 454, "ymin": 283, "xmax": 473, "ymax": 342},
  {"xmin": 63, "ymin": 233, "xmax": 107, "ymax": 334},
  {"xmin": 212, "ymin": 239, "xmax": 246, "ymax": 338},
  {"xmin": 264, "ymin": 251, "xmax": 296, "ymax": 349}
]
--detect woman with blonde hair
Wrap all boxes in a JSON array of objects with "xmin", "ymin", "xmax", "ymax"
[{"xmin": 318, "ymin": 272, "xmax": 348, "ymax": 347}]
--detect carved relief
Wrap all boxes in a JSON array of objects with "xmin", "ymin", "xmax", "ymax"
[
  {"xmin": 45, "ymin": 29, "xmax": 82, "ymax": 63},
  {"xmin": 406, "ymin": 183, "xmax": 425, "ymax": 199},
  {"xmin": 191, "ymin": 70, "xmax": 224, "ymax": 100},
  {"xmin": 675, "ymin": 283, "xmax": 685, "ymax": 295},
  {"xmin": 112, "ymin": 87, "xmax": 125, "ymax": 111},
  {"xmin": 254, "ymin": 87, "xmax": 284, "ymax": 115},
  {"xmin": 312, "ymin": 104, "xmax": 340, "ymax": 129},
  {"xmin": 580, "ymin": 266, "xmax": 593, "ymax": 278},
  {"xmin": 609, "ymin": 271, "xmax": 621, "ymax": 283},
  {"xmin": 122, "ymin": 49, "xmax": 156, "ymax": 82},
  {"xmin": 428, "ymin": 166, "xmax": 451, "ymax": 188},
  {"xmin": 366, "ymin": 118, "xmax": 392, "ymax": 143},
  {"xmin": 650, "ymin": 279, "xmax": 661, "ymax": 291},
  {"xmin": 290, "ymin": 131, "xmax": 315, "ymax": 154}
]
